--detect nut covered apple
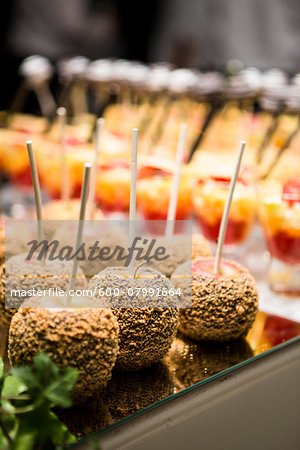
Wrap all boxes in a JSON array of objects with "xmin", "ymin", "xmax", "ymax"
[{"xmin": 171, "ymin": 257, "xmax": 259, "ymax": 341}]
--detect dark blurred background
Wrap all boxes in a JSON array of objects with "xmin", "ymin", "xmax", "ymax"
[
  {"xmin": 0, "ymin": 0, "xmax": 162, "ymax": 110},
  {"xmin": 1, "ymin": 0, "xmax": 300, "ymax": 111}
]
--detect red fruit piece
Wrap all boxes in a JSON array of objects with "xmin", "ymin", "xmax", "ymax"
[
  {"xmin": 111, "ymin": 129, "xmax": 126, "ymax": 139},
  {"xmin": 65, "ymin": 136, "xmax": 85, "ymax": 146},
  {"xmin": 100, "ymin": 161, "xmax": 130, "ymax": 171},
  {"xmin": 282, "ymin": 178, "xmax": 300, "ymax": 205},
  {"xmin": 211, "ymin": 176, "xmax": 231, "ymax": 185},
  {"xmin": 210, "ymin": 175, "xmax": 248, "ymax": 186},
  {"xmin": 137, "ymin": 166, "xmax": 171, "ymax": 179}
]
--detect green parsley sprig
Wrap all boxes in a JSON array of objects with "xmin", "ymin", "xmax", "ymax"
[{"xmin": 0, "ymin": 353, "xmax": 78, "ymax": 449}]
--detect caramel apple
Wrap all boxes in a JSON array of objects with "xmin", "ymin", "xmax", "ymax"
[
  {"xmin": 0, "ymin": 253, "xmax": 87, "ymax": 326},
  {"xmin": 8, "ymin": 295, "xmax": 119, "ymax": 403},
  {"xmin": 89, "ymin": 266, "xmax": 179, "ymax": 370},
  {"xmin": 171, "ymin": 257, "xmax": 259, "ymax": 341}
]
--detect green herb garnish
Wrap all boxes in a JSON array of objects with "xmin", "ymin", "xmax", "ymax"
[{"xmin": 0, "ymin": 353, "xmax": 78, "ymax": 449}]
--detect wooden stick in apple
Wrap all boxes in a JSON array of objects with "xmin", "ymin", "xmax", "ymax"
[
  {"xmin": 67, "ymin": 162, "xmax": 92, "ymax": 305},
  {"xmin": 26, "ymin": 140, "xmax": 43, "ymax": 243},
  {"xmin": 165, "ymin": 123, "xmax": 187, "ymax": 237},
  {"xmin": 129, "ymin": 128, "xmax": 138, "ymax": 276},
  {"xmin": 214, "ymin": 140, "xmax": 246, "ymax": 275},
  {"xmin": 86, "ymin": 117, "xmax": 105, "ymax": 220},
  {"xmin": 57, "ymin": 107, "xmax": 69, "ymax": 204}
]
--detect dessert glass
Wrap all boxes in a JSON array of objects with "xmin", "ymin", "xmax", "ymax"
[
  {"xmin": 136, "ymin": 165, "xmax": 194, "ymax": 233},
  {"xmin": 259, "ymin": 178, "xmax": 300, "ymax": 295},
  {"xmin": 2, "ymin": 130, "xmax": 33, "ymax": 186},
  {"xmin": 193, "ymin": 175, "xmax": 257, "ymax": 245},
  {"xmin": 38, "ymin": 138, "xmax": 90, "ymax": 199},
  {"xmin": 95, "ymin": 160, "xmax": 131, "ymax": 214},
  {"xmin": 37, "ymin": 141, "xmax": 64, "ymax": 199},
  {"xmin": 1, "ymin": 115, "xmax": 48, "ymax": 187}
]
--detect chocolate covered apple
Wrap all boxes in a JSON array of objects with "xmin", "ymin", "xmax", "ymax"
[
  {"xmin": 0, "ymin": 253, "xmax": 87, "ymax": 326},
  {"xmin": 8, "ymin": 295, "xmax": 119, "ymax": 403},
  {"xmin": 171, "ymin": 257, "xmax": 259, "ymax": 341},
  {"xmin": 89, "ymin": 266, "xmax": 179, "ymax": 370},
  {"xmin": 52, "ymin": 220, "xmax": 128, "ymax": 278}
]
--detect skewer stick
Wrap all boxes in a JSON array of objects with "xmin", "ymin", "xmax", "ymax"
[
  {"xmin": 260, "ymin": 116, "xmax": 300, "ymax": 180},
  {"xmin": 187, "ymin": 100, "xmax": 223, "ymax": 163},
  {"xmin": 67, "ymin": 163, "xmax": 92, "ymax": 305},
  {"xmin": 129, "ymin": 128, "xmax": 138, "ymax": 276},
  {"xmin": 86, "ymin": 118, "xmax": 105, "ymax": 219},
  {"xmin": 214, "ymin": 140, "xmax": 246, "ymax": 274},
  {"xmin": 165, "ymin": 123, "xmax": 187, "ymax": 236},
  {"xmin": 26, "ymin": 140, "xmax": 43, "ymax": 242},
  {"xmin": 256, "ymin": 108, "xmax": 282, "ymax": 164},
  {"xmin": 57, "ymin": 107, "xmax": 69, "ymax": 204},
  {"xmin": 35, "ymin": 83, "xmax": 57, "ymax": 118}
]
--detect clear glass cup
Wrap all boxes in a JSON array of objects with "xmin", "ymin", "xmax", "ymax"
[
  {"xmin": 95, "ymin": 160, "xmax": 131, "ymax": 214},
  {"xmin": 193, "ymin": 175, "xmax": 257, "ymax": 245},
  {"xmin": 258, "ymin": 178, "xmax": 300, "ymax": 295},
  {"xmin": 37, "ymin": 140, "xmax": 65, "ymax": 199},
  {"xmin": 136, "ymin": 164, "xmax": 194, "ymax": 233},
  {"xmin": 2, "ymin": 130, "xmax": 33, "ymax": 187},
  {"xmin": 1, "ymin": 114, "xmax": 47, "ymax": 187}
]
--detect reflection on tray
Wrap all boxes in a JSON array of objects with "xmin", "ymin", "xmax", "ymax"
[
  {"xmin": 58, "ymin": 311, "xmax": 300, "ymax": 439},
  {"xmin": 247, "ymin": 311, "xmax": 300, "ymax": 353},
  {"xmin": 166, "ymin": 335, "xmax": 253, "ymax": 391},
  {"xmin": 1, "ymin": 311, "xmax": 300, "ymax": 440},
  {"xmin": 59, "ymin": 363, "xmax": 174, "ymax": 438}
]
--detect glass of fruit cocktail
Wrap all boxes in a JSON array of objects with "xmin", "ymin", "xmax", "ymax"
[
  {"xmin": 1, "ymin": 115, "xmax": 47, "ymax": 187},
  {"xmin": 2, "ymin": 130, "xmax": 35, "ymax": 187},
  {"xmin": 136, "ymin": 160, "xmax": 194, "ymax": 234},
  {"xmin": 193, "ymin": 171, "xmax": 257, "ymax": 245},
  {"xmin": 94, "ymin": 160, "xmax": 131, "ymax": 214},
  {"xmin": 259, "ymin": 178, "xmax": 300, "ymax": 294},
  {"xmin": 66, "ymin": 145, "xmax": 94, "ymax": 198},
  {"xmin": 37, "ymin": 141, "xmax": 64, "ymax": 199},
  {"xmin": 37, "ymin": 136, "xmax": 90, "ymax": 199}
]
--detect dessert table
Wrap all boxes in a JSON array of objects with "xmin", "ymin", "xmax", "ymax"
[{"xmin": 0, "ymin": 188, "xmax": 299, "ymax": 450}]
